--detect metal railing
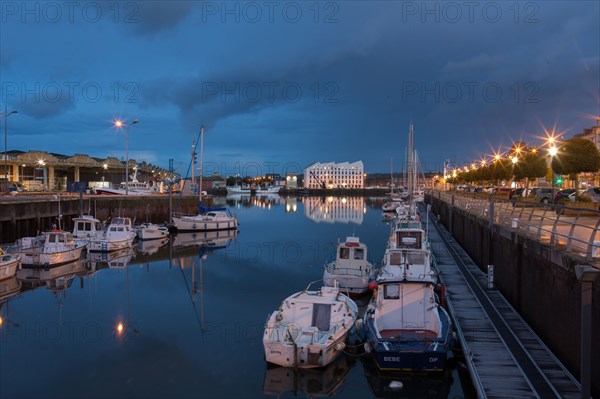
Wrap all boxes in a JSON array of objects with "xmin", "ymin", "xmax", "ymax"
[{"xmin": 430, "ymin": 190, "xmax": 600, "ymax": 261}]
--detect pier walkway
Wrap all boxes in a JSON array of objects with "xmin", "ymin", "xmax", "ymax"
[{"xmin": 425, "ymin": 210, "xmax": 581, "ymax": 398}]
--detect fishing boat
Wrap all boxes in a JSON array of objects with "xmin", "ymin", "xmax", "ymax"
[
  {"xmin": 93, "ymin": 168, "xmax": 158, "ymax": 195},
  {"xmin": 323, "ymin": 237, "xmax": 376, "ymax": 295},
  {"xmin": 17, "ymin": 231, "xmax": 87, "ymax": 268},
  {"xmin": 0, "ymin": 248, "xmax": 20, "ymax": 281},
  {"xmin": 226, "ymin": 183, "xmax": 253, "ymax": 195},
  {"xmin": 363, "ymin": 123, "xmax": 452, "ymax": 372},
  {"xmin": 363, "ymin": 249, "xmax": 452, "ymax": 372},
  {"xmin": 173, "ymin": 125, "xmax": 239, "ymax": 232},
  {"xmin": 88, "ymin": 217, "xmax": 136, "ymax": 252},
  {"xmin": 263, "ymin": 282, "xmax": 358, "ymax": 368},
  {"xmin": 136, "ymin": 223, "xmax": 169, "ymax": 240}
]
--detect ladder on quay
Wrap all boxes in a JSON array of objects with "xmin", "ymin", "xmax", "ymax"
[{"xmin": 425, "ymin": 210, "xmax": 581, "ymax": 399}]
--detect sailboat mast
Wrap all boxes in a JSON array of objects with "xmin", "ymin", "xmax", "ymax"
[
  {"xmin": 199, "ymin": 124, "xmax": 205, "ymax": 202},
  {"xmin": 390, "ymin": 157, "xmax": 393, "ymax": 194},
  {"xmin": 408, "ymin": 122, "xmax": 414, "ymax": 196}
]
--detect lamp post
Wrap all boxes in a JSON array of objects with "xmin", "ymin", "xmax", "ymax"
[
  {"xmin": 114, "ymin": 119, "xmax": 139, "ymax": 195},
  {"xmin": 549, "ymin": 145, "xmax": 557, "ymax": 204},
  {"xmin": 1, "ymin": 108, "xmax": 18, "ymax": 180}
]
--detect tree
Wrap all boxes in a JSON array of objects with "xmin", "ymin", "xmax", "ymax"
[
  {"xmin": 513, "ymin": 150, "xmax": 549, "ymax": 194},
  {"xmin": 552, "ymin": 138, "xmax": 600, "ymax": 193}
]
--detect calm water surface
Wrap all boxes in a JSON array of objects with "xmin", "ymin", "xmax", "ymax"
[{"xmin": 0, "ymin": 196, "xmax": 469, "ymax": 398}]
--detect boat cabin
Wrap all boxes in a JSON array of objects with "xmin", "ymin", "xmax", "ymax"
[
  {"xmin": 394, "ymin": 227, "xmax": 424, "ymax": 249},
  {"xmin": 374, "ymin": 281, "xmax": 441, "ymax": 340},
  {"xmin": 381, "ymin": 248, "xmax": 434, "ymax": 282},
  {"xmin": 337, "ymin": 237, "xmax": 367, "ymax": 263},
  {"xmin": 73, "ymin": 216, "xmax": 103, "ymax": 238}
]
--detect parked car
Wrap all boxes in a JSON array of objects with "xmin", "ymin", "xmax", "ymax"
[
  {"xmin": 554, "ymin": 189, "xmax": 577, "ymax": 203},
  {"xmin": 0, "ymin": 181, "xmax": 27, "ymax": 195},
  {"xmin": 583, "ymin": 187, "xmax": 600, "ymax": 203},
  {"xmin": 534, "ymin": 188, "xmax": 553, "ymax": 203},
  {"xmin": 509, "ymin": 188, "xmax": 524, "ymax": 199}
]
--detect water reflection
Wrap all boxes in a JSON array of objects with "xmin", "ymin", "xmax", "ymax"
[
  {"xmin": 0, "ymin": 276, "xmax": 20, "ymax": 302},
  {"xmin": 220, "ymin": 194, "xmax": 282, "ymax": 209},
  {"xmin": 304, "ymin": 196, "xmax": 366, "ymax": 224},
  {"xmin": 263, "ymin": 354, "xmax": 355, "ymax": 397},
  {"xmin": 362, "ymin": 357, "xmax": 454, "ymax": 398},
  {"xmin": 85, "ymin": 248, "xmax": 135, "ymax": 272},
  {"xmin": 172, "ymin": 229, "xmax": 238, "ymax": 250},
  {"xmin": 137, "ymin": 236, "xmax": 169, "ymax": 255},
  {"xmin": 17, "ymin": 260, "xmax": 85, "ymax": 291}
]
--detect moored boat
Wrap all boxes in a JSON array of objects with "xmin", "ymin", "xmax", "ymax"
[
  {"xmin": 17, "ymin": 231, "xmax": 87, "ymax": 268},
  {"xmin": 263, "ymin": 282, "xmax": 358, "ymax": 368},
  {"xmin": 88, "ymin": 217, "xmax": 136, "ymax": 252},
  {"xmin": 172, "ymin": 208, "xmax": 238, "ymax": 232},
  {"xmin": 0, "ymin": 248, "xmax": 20, "ymax": 281},
  {"xmin": 136, "ymin": 222, "xmax": 169, "ymax": 240},
  {"xmin": 323, "ymin": 237, "xmax": 376, "ymax": 295}
]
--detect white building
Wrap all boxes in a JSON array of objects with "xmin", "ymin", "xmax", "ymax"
[{"xmin": 304, "ymin": 161, "xmax": 364, "ymax": 189}]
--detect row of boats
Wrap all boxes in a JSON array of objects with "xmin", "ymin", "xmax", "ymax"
[{"xmin": 262, "ymin": 198, "xmax": 453, "ymax": 374}]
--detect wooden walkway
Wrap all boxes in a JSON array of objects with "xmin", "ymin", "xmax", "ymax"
[{"xmin": 426, "ymin": 211, "xmax": 581, "ymax": 399}]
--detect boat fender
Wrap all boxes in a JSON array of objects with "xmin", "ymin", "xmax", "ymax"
[
  {"xmin": 334, "ymin": 342, "xmax": 345, "ymax": 351},
  {"xmin": 368, "ymin": 281, "xmax": 378, "ymax": 291},
  {"xmin": 364, "ymin": 342, "xmax": 371, "ymax": 353},
  {"xmin": 389, "ymin": 381, "xmax": 404, "ymax": 390}
]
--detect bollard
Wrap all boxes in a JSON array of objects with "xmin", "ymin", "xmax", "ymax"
[{"xmin": 487, "ymin": 265, "xmax": 494, "ymax": 289}]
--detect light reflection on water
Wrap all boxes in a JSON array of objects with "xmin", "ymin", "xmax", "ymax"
[{"xmin": 0, "ymin": 196, "xmax": 468, "ymax": 398}]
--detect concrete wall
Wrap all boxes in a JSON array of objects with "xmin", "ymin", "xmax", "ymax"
[
  {"xmin": 0, "ymin": 195, "xmax": 202, "ymax": 243},
  {"xmin": 428, "ymin": 193, "xmax": 600, "ymax": 397}
]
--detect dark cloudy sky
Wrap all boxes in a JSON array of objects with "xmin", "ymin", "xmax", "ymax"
[{"xmin": 1, "ymin": 1, "xmax": 598, "ymax": 176}]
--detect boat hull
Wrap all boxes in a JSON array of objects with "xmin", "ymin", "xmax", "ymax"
[
  {"xmin": 20, "ymin": 245, "xmax": 86, "ymax": 268},
  {"xmin": 263, "ymin": 328, "xmax": 348, "ymax": 368},
  {"xmin": 322, "ymin": 272, "xmax": 370, "ymax": 295},
  {"xmin": 0, "ymin": 258, "xmax": 19, "ymax": 280},
  {"xmin": 137, "ymin": 226, "xmax": 168, "ymax": 240},
  {"xmin": 88, "ymin": 237, "xmax": 134, "ymax": 252},
  {"xmin": 172, "ymin": 217, "xmax": 238, "ymax": 232}
]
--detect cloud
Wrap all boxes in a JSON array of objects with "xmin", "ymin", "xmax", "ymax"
[{"xmin": 126, "ymin": 1, "xmax": 195, "ymax": 36}]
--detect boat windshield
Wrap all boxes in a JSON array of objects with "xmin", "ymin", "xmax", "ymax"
[
  {"xmin": 311, "ymin": 304, "xmax": 332, "ymax": 332},
  {"xmin": 339, "ymin": 248, "xmax": 350, "ymax": 259}
]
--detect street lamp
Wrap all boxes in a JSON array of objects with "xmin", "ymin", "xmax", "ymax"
[
  {"xmin": 114, "ymin": 119, "xmax": 139, "ymax": 195},
  {"xmin": 549, "ymin": 145, "xmax": 557, "ymax": 204},
  {"xmin": 1, "ymin": 108, "xmax": 18, "ymax": 180}
]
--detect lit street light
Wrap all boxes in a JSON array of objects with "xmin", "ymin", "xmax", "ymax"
[
  {"xmin": 549, "ymin": 145, "xmax": 557, "ymax": 204},
  {"xmin": 114, "ymin": 119, "xmax": 139, "ymax": 195},
  {"xmin": 1, "ymin": 108, "xmax": 18, "ymax": 180}
]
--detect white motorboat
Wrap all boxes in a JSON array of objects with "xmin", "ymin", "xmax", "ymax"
[
  {"xmin": 323, "ymin": 237, "xmax": 375, "ymax": 295},
  {"xmin": 263, "ymin": 282, "xmax": 358, "ymax": 368},
  {"xmin": 17, "ymin": 231, "xmax": 87, "ymax": 267},
  {"xmin": 88, "ymin": 217, "xmax": 136, "ymax": 252},
  {"xmin": 0, "ymin": 248, "xmax": 20, "ymax": 281},
  {"xmin": 136, "ymin": 223, "xmax": 169, "ymax": 240},
  {"xmin": 172, "ymin": 209, "xmax": 238, "ymax": 232},
  {"xmin": 226, "ymin": 184, "xmax": 253, "ymax": 195}
]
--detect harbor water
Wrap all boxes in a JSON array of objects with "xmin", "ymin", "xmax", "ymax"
[{"xmin": 0, "ymin": 196, "xmax": 471, "ymax": 398}]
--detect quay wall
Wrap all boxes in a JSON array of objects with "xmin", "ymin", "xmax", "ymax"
[
  {"xmin": 428, "ymin": 193, "xmax": 600, "ymax": 397},
  {"xmin": 0, "ymin": 195, "xmax": 202, "ymax": 243}
]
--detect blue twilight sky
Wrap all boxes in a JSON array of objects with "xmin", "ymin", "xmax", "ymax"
[{"xmin": 1, "ymin": 1, "xmax": 599, "ymax": 176}]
